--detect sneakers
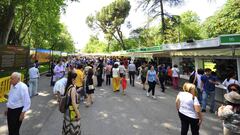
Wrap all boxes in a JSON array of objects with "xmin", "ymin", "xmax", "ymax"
[
  {"xmin": 146, "ymin": 92, "xmax": 150, "ymax": 97},
  {"xmin": 152, "ymin": 96, "xmax": 156, "ymax": 99}
]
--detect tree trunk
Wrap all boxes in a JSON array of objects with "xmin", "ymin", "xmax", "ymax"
[
  {"xmin": 160, "ymin": 0, "xmax": 166, "ymax": 41},
  {"xmin": 116, "ymin": 28, "xmax": 126, "ymax": 50},
  {"xmin": 0, "ymin": 3, "xmax": 16, "ymax": 46}
]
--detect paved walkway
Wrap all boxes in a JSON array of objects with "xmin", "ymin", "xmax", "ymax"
[{"xmin": 0, "ymin": 76, "xmax": 223, "ymax": 135}]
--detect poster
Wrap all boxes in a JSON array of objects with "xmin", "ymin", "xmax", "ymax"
[{"xmin": 0, "ymin": 46, "xmax": 29, "ymax": 70}]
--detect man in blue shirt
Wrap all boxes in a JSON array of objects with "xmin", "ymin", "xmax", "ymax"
[{"xmin": 201, "ymin": 68, "xmax": 219, "ymax": 113}]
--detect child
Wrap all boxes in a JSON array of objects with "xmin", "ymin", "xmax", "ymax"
[{"xmin": 121, "ymin": 74, "xmax": 127, "ymax": 95}]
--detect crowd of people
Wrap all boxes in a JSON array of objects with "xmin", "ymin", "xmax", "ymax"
[{"xmin": 3, "ymin": 56, "xmax": 240, "ymax": 135}]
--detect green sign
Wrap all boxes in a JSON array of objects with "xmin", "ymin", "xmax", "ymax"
[
  {"xmin": 220, "ymin": 34, "xmax": 240, "ymax": 45},
  {"xmin": 126, "ymin": 46, "xmax": 163, "ymax": 53}
]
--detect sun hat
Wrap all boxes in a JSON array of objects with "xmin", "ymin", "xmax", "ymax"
[{"xmin": 224, "ymin": 91, "xmax": 240, "ymax": 104}]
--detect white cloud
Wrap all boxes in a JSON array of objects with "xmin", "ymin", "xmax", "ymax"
[{"xmin": 60, "ymin": 0, "xmax": 227, "ymax": 50}]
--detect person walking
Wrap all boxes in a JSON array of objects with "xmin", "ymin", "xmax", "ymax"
[
  {"xmin": 75, "ymin": 64, "xmax": 85, "ymax": 96},
  {"xmin": 201, "ymin": 69, "xmax": 219, "ymax": 113},
  {"xmin": 121, "ymin": 74, "xmax": 127, "ymax": 95},
  {"xmin": 146, "ymin": 65, "xmax": 159, "ymax": 99},
  {"xmin": 53, "ymin": 60, "xmax": 65, "ymax": 85},
  {"xmin": 158, "ymin": 64, "xmax": 166, "ymax": 92},
  {"xmin": 85, "ymin": 68, "xmax": 95, "ymax": 107},
  {"xmin": 5, "ymin": 72, "xmax": 31, "ymax": 135},
  {"xmin": 166, "ymin": 66, "xmax": 172, "ymax": 85},
  {"xmin": 28, "ymin": 63, "xmax": 40, "ymax": 97},
  {"xmin": 96, "ymin": 59, "xmax": 104, "ymax": 87},
  {"xmin": 218, "ymin": 90, "xmax": 240, "ymax": 135},
  {"xmin": 105, "ymin": 62, "xmax": 112, "ymax": 85},
  {"xmin": 53, "ymin": 77, "xmax": 67, "ymax": 101},
  {"xmin": 141, "ymin": 63, "xmax": 148, "ymax": 90},
  {"xmin": 195, "ymin": 69, "xmax": 204, "ymax": 104},
  {"xmin": 50, "ymin": 60, "xmax": 56, "ymax": 86},
  {"xmin": 172, "ymin": 64, "xmax": 180, "ymax": 90},
  {"xmin": 112, "ymin": 63, "xmax": 120, "ymax": 92},
  {"xmin": 176, "ymin": 82, "xmax": 202, "ymax": 135},
  {"xmin": 222, "ymin": 71, "xmax": 240, "ymax": 93},
  {"xmin": 128, "ymin": 61, "xmax": 136, "ymax": 87},
  {"xmin": 119, "ymin": 61, "xmax": 126, "ymax": 78},
  {"xmin": 62, "ymin": 72, "xmax": 81, "ymax": 135}
]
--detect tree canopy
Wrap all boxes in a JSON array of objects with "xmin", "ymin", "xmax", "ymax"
[
  {"xmin": 203, "ymin": 0, "xmax": 240, "ymax": 38},
  {"xmin": 0, "ymin": 0, "xmax": 76, "ymax": 52},
  {"xmin": 86, "ymin": 0, "xmax": 131, "ymax": 50}
]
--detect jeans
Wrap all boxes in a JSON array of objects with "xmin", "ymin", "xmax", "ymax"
[
  {"xmin": 97, "ymin": 74, "xmax": 102, "ymax": 86},
  {"xmin": 197, "ymin": 88, "xmax": 202, "ymax": 104},
  {"xmin": 202, "ymin": 90, "xmax": 215, "ymax": 111},
  {"xmin": 106, "ymin": 75, "xmax": 111, "ymax": 85},
  {"xmin": 29, "ymin": 78, "xmax": 38, "ymax": 97},
  {"xmin": 159, "ymin": 77, "xmax": 165, "ymax": 92},
  {"xmin": 148, "ymin": 81, "xmax": 156, "ymax": 96},
  {"xmin": 129, "ymin": 71, "xmax": 135, "ymax": 86},
  {"xmin": 178, "ymin": 112, "xmax": 199, "ymax": 135}
]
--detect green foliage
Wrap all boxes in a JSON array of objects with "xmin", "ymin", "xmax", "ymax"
[
  {"xmin": 0, "ymin": 0, "xmax": 76, "ymax": 53},
  {"xmin": 83, "ymin": 36, "xmax": 107, "ymax": 53},
  {"xmin": 203, "ymin": 0, "xmax": 240, "ymax": 38},
  {"xmin": 129, "ymin": 10, "xmax": 202, "ymax": 47},
  {"xmin": 86, "ymin": 0, "xmax": 131, "ymax": 50},
  {"xmin": 179, "ymin": 11, "xmax": 202, "ymax": 41}
]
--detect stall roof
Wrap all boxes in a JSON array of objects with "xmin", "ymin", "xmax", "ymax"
[{"xmin": 170, "ymin": 48, "xmax": 240, "ymax": 57}]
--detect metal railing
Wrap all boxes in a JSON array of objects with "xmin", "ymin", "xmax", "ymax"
[{"xmin": 0, "ymin": 74, "xmax": 24, "ymax": 103}]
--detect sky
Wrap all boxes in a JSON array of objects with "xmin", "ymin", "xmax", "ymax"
[{"xmin": 60, "ymin": 0, "xmax": 227, "ymax": 50}]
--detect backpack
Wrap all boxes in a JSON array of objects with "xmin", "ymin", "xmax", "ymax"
[
  {"xmin": 189, "ymin": 71, "xmax": 197, "ymax": 85},
  {"xmin": 158, "ymin": 68, "xmax": 166, "ymax": 78},
  {"xmin": 59, "ymin": 86, "xmax": 73, "ymax": 113}
]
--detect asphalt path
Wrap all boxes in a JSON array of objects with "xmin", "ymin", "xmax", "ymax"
[{"xmin": 0, "ymin": 76, "xmax": 223, "ymax": 135}]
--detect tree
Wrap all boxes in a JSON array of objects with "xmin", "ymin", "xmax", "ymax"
[
  {"xmin": 179, "ymin": 11, "xmax": 202, "ymax": 41},
  {"xmin": 203, "ymin": 0, "xmax": 240, "ymax": 38},
  {"xmin": 137, "ymin": 0, "xmax": 183, "ymax": 40},
  {"xmin": 83, "ymin": 36, "xmax": 107, "ymax": 53},
  {"xmin": 86, "ymin": 0, "xmax": 131, "ymax": 50},
  {"xmin": 0, "ymin": 0, "xmax": 22, "ymax": 46},
  {"xmin": 0, "ymin": 0, "xmax": 78, "ymax": 46},
  {"xmin": 128, "ymin": 10, "xmax": 201, "ymax": 48}
]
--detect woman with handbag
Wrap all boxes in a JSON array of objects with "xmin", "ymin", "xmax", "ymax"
[
  {"xmin": 62, "ymin": 72, "xmax": 81, "ymax": 135},
  {"xmin": 85, "ymin": 68, "xmax": 95, "ymax": 107}
]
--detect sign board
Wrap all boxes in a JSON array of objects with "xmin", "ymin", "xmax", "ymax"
[
  {"xmin": 162, "ymin": 38, "xmax": 219, "ymax": 51},
  {"xmin": 0, "ymin": 46, "xmax": 29, "ymax": 70},
  {"xmin": 30, "ymin": 49, "xmax": 51, "ymax": 63},
  {"xmin": 220, "ymin": 34, "xmax": 240, "ymax": 45},
  {"xmin": 126, "ymin": 46, "xmax": 162, "ymax": 53}
]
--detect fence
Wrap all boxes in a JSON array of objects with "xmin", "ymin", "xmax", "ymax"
[{"xmin": 0, "ymin": 74, "xmax": 24, "ymax": 103}]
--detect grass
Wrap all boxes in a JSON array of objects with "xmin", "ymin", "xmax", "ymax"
[{"xmin": 0, "ymin": 63, "xmax": 50, "ymax": 78}]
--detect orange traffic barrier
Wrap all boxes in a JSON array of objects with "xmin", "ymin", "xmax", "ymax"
[{"xmin": 0, "ymin": 74, "xmax": 24, "ymax": 103}]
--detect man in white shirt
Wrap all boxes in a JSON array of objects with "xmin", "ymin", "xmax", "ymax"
[
  {"xmin": 5, "ymin": 72, "xmax": 31, "ymax": 135},
  {"xmin": 128, "ymin": 61, "xmax": 136, "ymax": 87},
  {"xmin": 28, "ymin": 64, "xmax": 40, "ymax": 97}
]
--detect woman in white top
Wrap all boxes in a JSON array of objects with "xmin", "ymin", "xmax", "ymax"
[
  {"xmin": 172, "ymin": 64, "xmax": 180, "ymax": 90},
  {"xmin": 112, "ymin": 63, "xmax": 120, "ymax": 92},
  {"xmin": 176, "ymin": 82, "xmax": 203, "ymax": 135},
  {"xmin": 222, "ymin": 71, "xmax": 240, "ymax": 93}
]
